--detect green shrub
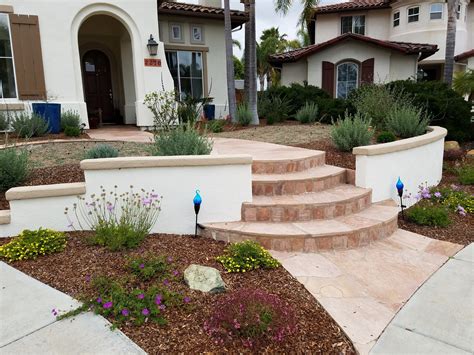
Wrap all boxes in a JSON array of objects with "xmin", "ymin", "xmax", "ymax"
[
  {"xmin": 151, "ymin": 123, "xmax": 213, "ymax": 156},
  {"xmin": 0, "ymin": 228, "xmax": 67, "ymax": 262},
  {"xmin": 60, "ymin": 110, "xmax": 81, "ymax": 131},
  {"xmin": 127, "ymin": 255, "xmax": 170, "ymax": 281},
  {"xmin": 85, "ymin": 144, "xmax": 119, "ymax": 159},
  {"xmin": 216, "ymin": 240, "xmax": 280, "ymax": 273},
  {"xmin": 265, "ymin": 96, "xmax": 292, "ymax": 124},
  {"xmin": 295, "ymin": 102, "xmax": 319, "ymax": 124},
  {"xmin": 385, "ymin": 103, "xmax": 430, "ymax": 138},
  {"xmin": 64, "ymin": 126, "xmax": 81, "ymax": 137},
  {"xmin": 331, "ymin": 112, "xmax": 373, "ymax": 152},
  {"xmin": 236, "ymin": 102, "xmax": 252, "ymax": 126},
  {"xmin": 0, "ymin": 112, "xmax": 9, "ymax": 131},
  {"xmin": 376, "ymin": 131, "xmax": 396, "ymax": 143},
  {"xmin": 318, "ymin": 98, "xmax": 352, "ymax": 123},
  {"xmin": 0, "ymin": 147, "xmax": 29, "ymax": 191},
  {"xmin": 12, "ymin": 112, "xmax": 50, "ymax": 138},
  {"xmin": 458, "ymin": 165, "xmax": 474, "ymax": 185},
  {"xmin": 406, "ymin": 202, "xmax": 451, "ymax": 227},
  {"xmin": 206, "ymin": 119, "xmax": 226, "ymax": 133},
  {"xmin": 387, "ymin": 80, "xmax": 472, "ymax": 141}
]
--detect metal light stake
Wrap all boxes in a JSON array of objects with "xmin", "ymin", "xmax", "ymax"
[
  {"xmin": 193, "ymin": 190, "xmax": 202, "ymax": 238},
  {"xmin": 396, "ymin": 177, "xmax": 406, "ymax": 219}
]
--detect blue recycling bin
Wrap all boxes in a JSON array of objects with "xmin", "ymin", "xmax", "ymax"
[
  {"xmin": 32, "ymin": 103, "xmax": 61, "ymax": 134},
  {"xmin": 203, "ymin": 104, "xmax": 215, "ymax": 120}
]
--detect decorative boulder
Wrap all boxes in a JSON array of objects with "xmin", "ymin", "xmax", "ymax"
[
  {"xmin": 184, "ymin": 264, "xmax": 226, "ymax": 294},
  {"xmin": 444, "ymin": 141, "xmax": 460, "ymax": 151},
  {"xmin": 467, "ymin": 150, "xmax": 474, "ymax": 161}
]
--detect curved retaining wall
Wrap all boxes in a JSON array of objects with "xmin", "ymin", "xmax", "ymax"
[
  {"xmin": 353, "ymin": 126, "xmax": 447, "ymax": 207},
  {"xmin": 0, "ymin": 155, "xmax": 253, "ymax": 237}
]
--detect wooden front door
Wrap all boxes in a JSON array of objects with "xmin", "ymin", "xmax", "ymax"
[{"xmin": 82, "ymin": 50, "xmax": 116, "ymax": 124}]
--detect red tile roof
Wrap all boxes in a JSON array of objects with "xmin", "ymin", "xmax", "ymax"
[
  {"xmin": 314, "ymin": 0, "xmax": 392, "ymax": 14},
  {"xmin": 158, "ymin": 1, "xmax": 248, "ymax": 28},
  {"xmin": 454, "ymin": 49, "xmax": 474, "ymax": 61},
  {"xmin": 269, "ymin": 33, "xmax": 438, "ymax": 66}
]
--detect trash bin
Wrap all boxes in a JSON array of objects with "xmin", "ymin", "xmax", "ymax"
[
  {"xmin": 203, "ymin": 104, "xmax": 215, "ymax": 120},
  {"xmin": 32, "ymin": 103, "xmax": 61, "ymax": 134}
]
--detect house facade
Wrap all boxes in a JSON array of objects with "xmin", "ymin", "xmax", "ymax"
[
  {"xmin": 0, "ymin": 0, "xmax": 246, "ymax": 128},
  {"xmin": 271, "ymin": 0, "xmax": 473, "ymax": 98}
]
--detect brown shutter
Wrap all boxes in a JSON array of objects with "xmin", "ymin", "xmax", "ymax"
[
  {"xmin": 361, "ymin": 58, "xmax": 374, "ymax": 85},
  {"xmin": 321, "ymin": 61, "xmax": 335, "ymax": 97},
  {"xmin": 9, "ymin": 14, "xmax": 46, "ymax": 100}
]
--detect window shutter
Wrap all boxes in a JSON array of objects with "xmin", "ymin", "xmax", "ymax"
[
  {"xmin": 9, "ymin": 14, "xmax": 46, "ymax": 100},
  {"xmin": 361, "ymin": 58, "xmax": 374, "ymax": 84},
  {"xmin": 321, "ymin": 61, "xmax": 335, "ymax": 97}
]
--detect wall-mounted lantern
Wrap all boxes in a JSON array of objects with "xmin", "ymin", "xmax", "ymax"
[{"xmin": 147, "ymin": 34, "xmax": 159, "ymax": 56}]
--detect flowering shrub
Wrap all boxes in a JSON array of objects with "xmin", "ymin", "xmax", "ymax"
[
  {"xmin": 216, "ymin": 241, "xmax": 280, "ymax": 273},
  {"xmin": 204, "ymin": 289, "xmax": 297, "ymax": 347},
  {"xmin": 331, "ymin": 111, "xmax": 373, "ymax": 152},
  {"xmin": 144, "ymin": 91, "xmax": 179, "ymax": 132},
  {"xmin": 418, "ymin": 184, "xmax": 473, "ymax": 214},
  {"xmin": 65, "ymin": 186, "xmax": 161, "ymax": 251},
  {"xmin": 0, "ymin": 228, "xmax": 67, "ymax": 262},
  {"xmin": 127, "ymin": 254, "xmax": 175, "ymax": 282}
]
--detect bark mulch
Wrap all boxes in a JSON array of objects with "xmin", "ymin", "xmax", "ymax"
[
  {"xmin": 5, "ymin": 232, "xmax": 356, "ymax": 354},
  {"xmin": 0, "ymin": 164, "xmax": 84, "ymax": 210},
  {"xmin": 295, "ymin": 138, "xmax": 355, "ymax": 170}
]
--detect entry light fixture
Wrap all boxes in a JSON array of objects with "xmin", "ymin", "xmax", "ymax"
[{"xmin": 147, "ymin": 34, "xmax": 159, "ymax": 56}]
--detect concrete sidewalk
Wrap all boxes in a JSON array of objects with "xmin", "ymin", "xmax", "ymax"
[
  {"xmin": 0, "ymin": 262, "xmax": 145, "ymax": 354},
  {"xmin": 371, "ymin": 244, "xmax": 474, "ymax": 355}
]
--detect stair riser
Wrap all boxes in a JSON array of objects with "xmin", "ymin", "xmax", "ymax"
[
  {"xmin": 241, "ymin": 193, "xmax": 372, "ymax": 222},
  {"xmin": 201, "ymin": 218, "xmax": 398, "ymax": 253},
  {"xmin": 252, "ymin": 155, "xmax": 325, "ymax": 174},
  {"xmin": 252, "ymin": 172, "xmax": 346, "ymax": 196}
]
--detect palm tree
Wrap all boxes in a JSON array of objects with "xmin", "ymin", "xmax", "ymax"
[
  {"xmin": 274, "ymin": 0, "xmax": 319, "ymax": 29},
  {"xmin": 453, "ymin": 69, "xmax": 474, "ymax": 101},
  {"xmin": 444, "ymin": 0, "xmax": 458, "ymax": 86},
  {"xmin": 224, "ymin": 0, "xmax": 237, "ymax": 121}
]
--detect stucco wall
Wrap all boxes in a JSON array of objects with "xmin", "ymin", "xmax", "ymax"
[
  {"xmin": 354, "ymin": 127, "xmax": 446, "ymax": 207},
  {"xmin": 159, "ymin": 16, "xmax": 231, "ymax": 118},
  {"xmin": 2, "ymin": 0, "xmax": 174, "ymax": 127},
  {"xmin": 280, "ymin": 61, "xmax": 308, "ymax": 86}
]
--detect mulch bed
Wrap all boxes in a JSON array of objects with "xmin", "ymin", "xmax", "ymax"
[
  {"xmin": 1, "ymin": 132, "xmax": 90, "ymax": 145},
  {"xmin": 4, "ymin": 232, "xmax": 356, "ymax": 354},
  {"xmin": 296, "ymin": 138, "xmax": 355, "ymax": 170},
  {"xmin": 0, "ymin": 164, "xmax": 84, "ymax": 210}
]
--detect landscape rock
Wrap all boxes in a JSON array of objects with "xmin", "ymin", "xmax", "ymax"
[
  {"xmin": 467, "ymin": 149, "xmax": 474, "ymax": 161},
  {"xmin": 183, "ymin": 264, "xmax": 226, "ymax": 294},
  {"xmin": 444, "ymin": 141, "xmax": 460, "ymax": 151}
]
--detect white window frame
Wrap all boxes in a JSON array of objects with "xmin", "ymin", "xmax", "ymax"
[
  {"xmin": 336, "ymin": 61, "xmax": 359, "ymax": 99},
  {"xmin": 430, "ymin": 3, "xmax": 443, "ymax": 20},
  {"xmin": 0, "ymin": 13, "xmax": 18, "ymax": 100},
  {"xmin": 340, "ymin": 15, "xmax": 366, "ymax": 35},
  {"xmin": 393, "ymin": 11, "xmax": 400, "ymax": 27},
  {"xmin": 189, "ymin": 24, "xmax": 204, "ymax": 45},
  {"xmin": 407, "ymin": 6, "xmax": 420, "ymax": 23},
  {"xmin": 169, "ymin": 23, "xmax": 184, "ymax": 43}
]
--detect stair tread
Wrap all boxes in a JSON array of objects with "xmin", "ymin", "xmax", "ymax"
[
  {"xmin": 204, "ymin": 205, "xmax": 399, "ymax": 237},
  {"xmin": 253, "ymin": 165, "xmax": 345, "ymax": 182},
  {"xmin": 246, "ymin": 184, "xmax": 370, "ymax": 206}
]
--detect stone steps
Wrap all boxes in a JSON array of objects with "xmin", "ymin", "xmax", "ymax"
[
  {"xmin": 252, "ymin": 165, "xmax": 347, "ymax": 196},
  {"xmin": 242, "ymin": 185, "xmax": 372, "ymax": 222},
  {"xmin": 252, "ymin": 151, "xmax": 325, "ymax": 174},
  {"xmin": 202, "ymin": 205, "xmax": 399, "ymax": 252}
]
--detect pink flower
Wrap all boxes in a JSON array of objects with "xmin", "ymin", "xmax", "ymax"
[
  {"xmin": 51, "ymin": 308, "xmax": 58, "ymax": 316},
  {"xmin": 184, "ymin": 296, "xmax": 191, "ymax": 304},
  {"xmin": 139, "ymin": 264, "xmax": 145, "ymax": 269},
  {"xmin": 434, "ymin": 192, "xmax": 442, "ymax": 198},
  {"xmin": 173, "ymin": 270, "xmax": 179, "ymax": 276},
  {"xmin": 96, "ymin": 297, "xmax": 102, "ymax": 304},
  {"xmin": 137, "ymin": 293, "xmax": 145, "ymax": 300},
  {"xmin": 155, "ymin": 295, "xmax": 162, "ymax": 305},
  {"xmin": 142, "ymin": 308, "xmax": 150, "ymax": 316},
  {"xmin": 121, "ymin": 309, "xmax": 129, "ymax": 317},
  {"xmin": 103, "ymin": 301, "xmax": 113, "ymax": 309},
  {"xmin": 163, "ymin": 279, "xmax": 170, "ymax": 287}
]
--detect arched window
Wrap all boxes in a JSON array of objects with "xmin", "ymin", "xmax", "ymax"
[{"xmin": 336, "ymin": 62, "xmax": 359, "ymax": 99}]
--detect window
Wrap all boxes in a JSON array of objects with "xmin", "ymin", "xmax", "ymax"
[
  {"xmin": 169, "ymin": 23, "xmax": 184, "ymax": 43},
  {"xmin": 341, "ymin": 15, "xmax": 365, "ymax": 35},
  {"xmin": 393, "ymin": 11, "xmax": 400, "ymax": 27},
  {"xmin": 165, "ymin": 51, "xmax": 203, "ymax": 100},
  {"xmin": 456, "ymin": 4, "xmax": 461, "ymax": 20},
  {"xmin": 190, "ymin": 24, "xmax": 204, "ymax": 44},
  {"xmin": 408, "ymin": 6, "xmax": 419, "ymax": 23},
  {"xmin": 0, "ymin": 13, "xmax": 17, "ymax": 99},
  {"xmin": 336, "ymin": 62, "xmax": 358, "ymax": 99},
  {"xmin": 430, "ymin": 3, "xmax": 443, "ymax": 20}
]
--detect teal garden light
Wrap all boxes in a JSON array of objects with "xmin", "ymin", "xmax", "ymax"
[
  {"xmin": 396, "ymin": 177, "xmax": 406, "ymax": 219},
  {"xmin": 193, "ymin": 190, "xmax": 202, "ymax": 238}
]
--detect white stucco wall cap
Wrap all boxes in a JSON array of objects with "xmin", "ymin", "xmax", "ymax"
[
  {"xmin": 80, "ymin": 154, "xmax": 253, "ymax": 170},
  {"xmin": 6, "ymin": 183, "xmax": 87, "ymax": 201},
  {"xmin": 353, "ymin": 126, "xmax": 447, "ymax": 156}
]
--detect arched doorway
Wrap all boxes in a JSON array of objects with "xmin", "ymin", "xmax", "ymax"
[{"xmin": 82, "ymin": 50, "xmax": 115, "ymax": 124}]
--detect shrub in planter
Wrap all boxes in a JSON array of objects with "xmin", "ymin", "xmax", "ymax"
[
  {"xmin": 0, "ymin": 147, "xmax": 29, "ymax": 191},
  {"xmin": 204, "ymin": 288, "xmax": 297, "ymax": 347},
  {"xmin": 384, "ymin": 103, "xmax": 430, "ymax": 138},
  {"xmin": 331, "ymin": 111, "xmax": 373, "ymax": 152},
  {"xmin": 236, "ymin": 102, "xmax": 252, "ymax": 126},
  {"xmin": 0, "ymin": 228, "xmax": 67, "ymax": 262},
  {"xmin": 65, "ymin": 187, "xmax": 161, "ymax": 251},
  {"xmin": 60, "ymin": 110, "xmax": 81, "ymax": 131},
  {"xmin": 64, "ymin": 126, "xmax": 81, "ymax": 137},
  {"xmin": 216, "ymin": 240, "xmax": 280, "ymax": 273},
  {"xmin": 85, "ymin": 144, "xmax": 119, "ymax": 159},
  {"xmin": 406, "ymin": 201, "xmax": 451, "ymax": 227},
  {"xmin": 295, "ymin": 102, "xmax": 319, "ymax": 124},
  {"xmin": 150, "ymin": 123, "xmax": 213, "ymax": 156},
  {"xmin": 12, "ymin": 112, "xmax": 50, "ymax": 138},
  {"xmin": 376, "ymin": 131, "xmax": 396, "ymax": 143}
]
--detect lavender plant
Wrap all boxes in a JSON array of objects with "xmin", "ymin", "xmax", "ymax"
[{"xmin": 65, "ymin": 186, "xmax": 161, "ymax": 250}]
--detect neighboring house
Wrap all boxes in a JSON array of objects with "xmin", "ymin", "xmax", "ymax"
[
  {"xmin": 270, "ymin": 0, "xmax": 473, "ymax": 98},
  {"xmin": 0, "ymin": 0, "xmax": 246, "ymax": 128}
]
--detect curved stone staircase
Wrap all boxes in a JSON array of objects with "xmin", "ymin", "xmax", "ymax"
[{"xmin": 201, "ymin": 147, "xmax": 399, "ymax": 252}]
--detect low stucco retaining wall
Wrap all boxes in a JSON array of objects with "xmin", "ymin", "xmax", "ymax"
[
  {"xmin": 0, "ymin": 155, "xmax": 253, "ymax": 237},
  {"xmin": 353, "ymin": 126, "xmax": 447, "ymax": 207}
]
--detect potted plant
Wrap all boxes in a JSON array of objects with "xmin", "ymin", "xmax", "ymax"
[{"xmin": 31, "ymin": 93, "xmax": 61, "ymax": 134}]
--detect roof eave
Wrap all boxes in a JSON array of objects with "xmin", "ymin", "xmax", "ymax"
[{"xmin": 158, "ymin": 9, "xmax": 248, "ymax": 28}]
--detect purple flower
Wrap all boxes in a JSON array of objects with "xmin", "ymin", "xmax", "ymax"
[
  {"xmin": 106, "ymin": 203, "xmax": 114, "ymax": 212},
  {"xmin": 137, "ymin": 293, "xmax": 145, "ymax": 300},
  {"xmin": 163, "ymin": 279, "xmax": 170, "ymax": 287},
  {"xmin": 456, "ymin": 205, "xmax": 466, "ymax": 216},
  {"xmin": 103, "ymin": 301, "xmax": 113, "ymax": 309},
  {"xmin": 150, "ymin": 193, "xmax": 159, "ymax": 199},
  {"xmin": 121, "ymin": 309, "xmax": 129, "ymax": 317},
  {"xmin": 142, "ymin": 308, "xmax": 150, "ymax": 316},
  {"xmin": 97, "ymin": 297, "xmax": 102, "ymax": 304},
  {"xmin": 184, "ymin": 296, "xmax": 191, "ymax": 304},
  {"xmin": 159, "ymin": 304, "xmax": 166, "ymax": 311},
  {"xmin": 85, "ymin": 275, "xmax": 91, "ymax": 283},
  {"xmin": 434, "ymin": 192, "xmax": 442, "ymax": 198},
  {"xmin": 139, "ymin": 263, "xmax": 145, "ymax": 269},
  {"xmin": 173, "ymin": 270, "xmax": 179, "ymax": 276},
  {"xmin": 51, "ymin": 308, "xmax": 58, "ymax": 316},
  {"xmin": 142, "ymin": 198, "xmax": 152, "ymax": 206},
  {"xmin": 155, "ymin": 295, "xmax": 162, "ymax": 305},
  {"xmin": 167, "ymin": 256, "xmax": 173, "ymax": 263}
]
